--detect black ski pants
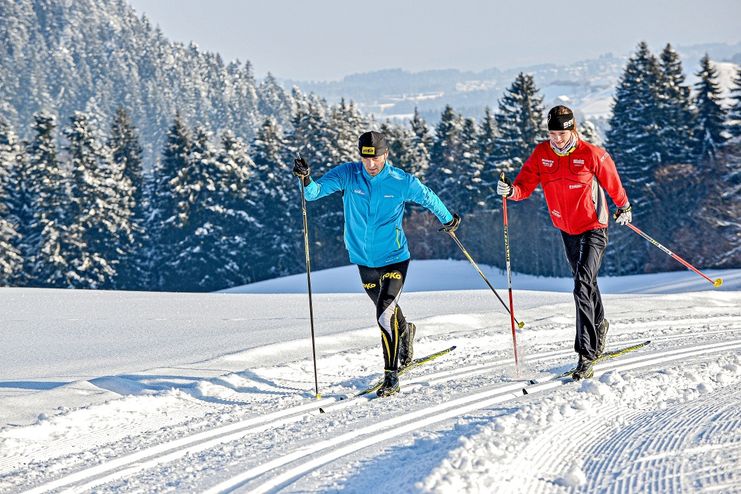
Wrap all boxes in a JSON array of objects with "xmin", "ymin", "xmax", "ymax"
[
  {"xmin": 561, "ymin": 228, "xmax": 608, "ymax": 361},
  {"xmin": 357, "ymin": 259, "xmax": 410, "ymax": 371}
]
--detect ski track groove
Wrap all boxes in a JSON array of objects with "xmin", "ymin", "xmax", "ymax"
[
  {"xmin": 7, "ymin": 318, "xmax": 740, "ymax": 494},
  {"xmin": 587, "ymin": 387, "xmax": 741, "ymax": 493},
  {"xmin": 214, "ymin": 341, "xmax": 741, "ymax": 493}
]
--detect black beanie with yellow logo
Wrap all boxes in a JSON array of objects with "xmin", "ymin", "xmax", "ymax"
[{"xmin": 358, "ymin": 131, "xmax": 388, "ymax": 157}]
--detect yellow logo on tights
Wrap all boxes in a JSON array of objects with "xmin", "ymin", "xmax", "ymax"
[
  {"xmin": 363, "ymin": 283, "xmax": 377, "ymax": 289},
  {"xmin": 382, "ymin": 272, "xmax": 402, "ymax": 280}
]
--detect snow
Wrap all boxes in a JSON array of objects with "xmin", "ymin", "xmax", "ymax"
[{"xmin": 1, "ymin": 262, "xmax": 740, "ymax": 493}]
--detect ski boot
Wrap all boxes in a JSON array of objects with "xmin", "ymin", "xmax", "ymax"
[
  {"xmin": 376, "ymin": 369, "xmax": 400, "ymax": 397},
  {"xmin": 399, "ymin": 322, "xmax": 416, "ymax": 368},
  {"xmin": 596, "ymin": 319, "xmax": 610, "ymax": 357},
  {"xmin": 572, "ymin": 355, "xmax": 595, "ymax": 381}
]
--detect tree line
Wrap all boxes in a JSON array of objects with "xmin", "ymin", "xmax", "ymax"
[{"xmin": 0, "ymin": 42, "xmax": 739, "ymax": 291}]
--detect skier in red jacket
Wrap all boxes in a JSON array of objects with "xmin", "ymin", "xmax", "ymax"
[{"xmin": 497, "ymin": 105, "xmax": 633, "ymax": 380}]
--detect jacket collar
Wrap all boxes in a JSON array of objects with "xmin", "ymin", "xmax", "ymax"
[{"xmin": 361, "ymin": 161, "xmax": 390, "ymax": 181}]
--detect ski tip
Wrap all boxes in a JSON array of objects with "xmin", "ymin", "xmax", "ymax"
[
  {"xmin": 517, "ymin": 321, "xmax": 525, "ymax": 329},
  {"xmin": 714, "ymin": 278, "xmax": 723, "ymax": 288},
  {"xmin": 319, "ymin": 407, "xmax": 325, "ymax": 414},
  {"xmin": 450, "ymin": 345, "xmax": 458, "ymax": 350},
  {"xmin": 522, "ymin": 388, "xmax": 528, "ymax": 395}
]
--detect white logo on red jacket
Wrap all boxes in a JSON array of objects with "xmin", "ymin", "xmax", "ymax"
[
  {"xmin": 551, "ymin": 209, "xmax": 562, "ymax": 218},
  {"xmin": 573, "ymin": 159, "xmax": 584, "ymax": 165},
  {"xmin": 569, "ymin": 184, "xmax": 583, "ymax": 189},
  {"xmin": 542, "ymin": 159, "xmax": 554, "ymax": 167}
]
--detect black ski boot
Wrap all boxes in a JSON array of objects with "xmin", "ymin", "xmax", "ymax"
[
  {"xmin": 596, "ymin": 319, "xmax": 610, "ymax": 357},
  {"xmin": 572, "ymin": 355, "xmax": 595, "ymax": 381},
  {"xmin": 376, "ymin": 369, "xmax": 400, "ymax": 397},
  {"xmin": 399, "ymin": 322, "xmax": 416, "ymax": 368}
]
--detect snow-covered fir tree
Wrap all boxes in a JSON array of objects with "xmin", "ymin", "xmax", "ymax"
[
  {"xmin": 172, "ymin": 128, "xmax": 255, "ymax": 291},
  {"xmin": 729, "ymin": 65, "xmax": 741, "ymax": 139},
  {"xmin": 285, "ymin": 90, "xmax": 346, "ymax": 270},
  {"xmin": 477, "ymin": 106, "xmax": 499, "ymax": 192},
  {"xmin": 329, "ymin": 99, "xmax": 368, "ymax": 163},
  {"xmin": 606, "ymin": 42, "xmax": 663, "ymax": 191},
  {"xmin": 150, "ymin": 114, "xmax": 192, "ymax": 291},
  {"xmin": 0, "ymin": 118, "xmax": 22, "ymax": 284},
  {"xmin": 604, "ymin": 42, "xmax": 664, "ymax": 275},
  {"xmin": 692, "ymin": 54, "xmax": 728, "ymax": 161},
  {"xmin": 457, "ymin": 117, "xmax": 484, "ymax": 212},
  {"xmin": 578, "ymin": 120, "xmax": 602, "ymax": 146},
  {"xmin": 250, "ymin": 116, "xmax": 302, "ymax": 280},
  {"xmin": 108, "ymin": 107, "xmax": 147, "ymax": 290},
  {"xmin": 379, "ymin": 121, "xmax": 416, "ymax": 172},
  {"xmin": 258, "ymin": 73, "xmax": 295, "ymax": 128},
  {"xmin": 25, "ymin": 113, "xmax": 69, "ymax": 287},
  {"xmin": 408, "ymin": 107, "xmax": 434, "ymax": 178},
  {"xmin": 64, "ymin": 112, "xmax": 135, "ymax": 289},
  {"xmin": 494, "ymin": 72, "xmax": 547, "ymax": 166},
  {"xmin": 427, "ymin": 105, "xmax": 465, "ymax": 204},
  {"xmin": 657, "ymin": 44, "xmax": 695, "ymax": 164}
]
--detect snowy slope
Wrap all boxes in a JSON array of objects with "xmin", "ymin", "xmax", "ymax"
[{"xmin": 1, "ymin": 266, "xmax": 740, "ymax": 493}]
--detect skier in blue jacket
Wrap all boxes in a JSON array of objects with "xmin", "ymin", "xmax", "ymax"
[{"xmin": 293, "ymin": 131, "xmax": 460, "ymax": 396}]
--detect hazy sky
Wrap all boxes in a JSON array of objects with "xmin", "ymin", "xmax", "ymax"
[{"xmin": 126, "ymin": 0, "xmax": 740, "ymax": 81}]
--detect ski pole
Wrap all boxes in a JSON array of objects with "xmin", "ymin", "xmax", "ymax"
[
  {"xmin": 623, "ymin": 223, "xmax": 723, "ymax": 288},
  {"xmin": 447, "ymin": 231, "xmax": 525, "ymax": 328},
  {"xmin": 297, "ymin": 156, "xmax": 321, "ymax": 399},
  {"xmin": 501, "ymin": 172, "xmax": 520, "ymax": 369}
]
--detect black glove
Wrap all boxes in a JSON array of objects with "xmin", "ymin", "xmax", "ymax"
[
  {"xmin": 293, "ymin": 157, "xmax": 311, "ymax": 186},
  {"xmin": 439, "ymin": 213, "xmax": 461, "ymax": 233},
  {"xmin": 614, "ymin": 203, "xmax": 632, "ymax": 225},
  {"xmin": 497, "ymin": 175, "xmax": 513, "ymax": 198}
]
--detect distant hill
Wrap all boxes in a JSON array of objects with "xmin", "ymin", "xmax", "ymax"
[{"xmin": 288, "ymin": 43, "xmax": 741, "ymax": 134}]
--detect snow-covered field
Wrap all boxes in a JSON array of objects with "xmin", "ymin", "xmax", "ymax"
[{"xmin": 1, "ymin": 261, "xmax": 740, "ymax": 493}]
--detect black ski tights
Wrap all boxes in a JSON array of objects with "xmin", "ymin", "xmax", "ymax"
[{"xmin": 358, "ymin": 260, "xmax": 410, "ymax": 371}]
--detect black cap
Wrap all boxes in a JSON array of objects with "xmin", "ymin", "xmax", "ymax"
[
  {"xmin": 547, "ymin": 106, "xmax": 576, "ymax": 131},
  {"xmin": 358, "ymin": 131, "xmax": 388, "ymax": 157}
]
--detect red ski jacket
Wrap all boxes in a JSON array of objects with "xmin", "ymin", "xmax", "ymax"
[{"xmin": 510, "ymin": 139, "xmax": 629, "ymax": 235}]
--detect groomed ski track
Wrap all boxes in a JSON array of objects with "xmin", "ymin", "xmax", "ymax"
[{"xmin": 8, "ymin": 308, "xmax": 740, "ymax": 494}]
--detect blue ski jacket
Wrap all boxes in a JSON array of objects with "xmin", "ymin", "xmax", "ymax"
[{"xmin": 304, "ymin": 161, "xmax": 453, "ymax": 268}]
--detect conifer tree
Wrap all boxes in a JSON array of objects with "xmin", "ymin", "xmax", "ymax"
[
  {"xmin": 171, "ymin": 127, "xmax": 254, "ymax": 291},
  {"xmin": 25, "ymin": 113, "xmax": 69, "ymax": 287},
  {"xmin": 109, "ymin": 107, "xmax": 147, "ymax": 289},
  {"xmin": 657, "ymin": 44, "xmax": 695, "ymax": 164},
  {"xmin": 212, "ymin": 131, "xmax": 257, "ymax": 287},
  {"xmin": 150, "ymin": 114, "xmax": 192, "ymax": 290},
  {"xmin": 427, "ymin": 105, "xmax": 464, "ymax": 202},
  {"xmin": 379, "ymin": 121, "xmax": 415, "ymax": 172},
  {"xmin": 477, "ymin": 106, "xmax": 500, "ymax": 207},
  {"xmin": 458, "ymin": 117, "xmax": 484, "ymax": 211},
  {"xmin": 729, "ymin": 66, "xmax": 741, "ymax": 139},
  {"xmin": 604, "ymin": 42, "xmax": 664, "ymax": 275},
  {"xmin": 258, "ymin": 72, "xmax": 294, "ymax": 128},
  {"xmin": 693, "ymin": 54, "xmax": 728, "ymax": 160},
  {"xmin": 408, "ymin": 108, "xmax": 433, "ymax": 178},
  {"xmin": 605, "ymin": 42, "xmax": 663, "ymax": 191},
  {"xmin": 251, "ymin": 116, "xmax": 302, "ymax": 279},
  {"xmin": 285, "ymin": 92, "xmax": 345, "ymax": 270},
  {"xmin": 0, "ymin": 119, "xmax": 22, "ymax": 284},
  {"xmin": 494, "ymin": 73, "xmax": 547, "ymax": 165},
  {"xmin": 64, "ymin": 112, "xmax": 134, "ymax": 289},
  {"xmin": 578, "ymin": 120, "xmax": 602, "ymax": 146}
]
